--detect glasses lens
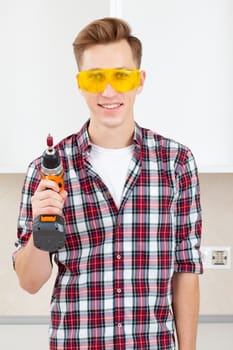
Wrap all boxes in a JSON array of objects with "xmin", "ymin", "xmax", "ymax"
[
  {"xmin": 77, "ymin": 69, "xmax": 140, "ymax": 93},
  {"xmin": 111, "ymin": 69, "xmax": 140, "ymax": 92},
  {"xmin": 78, "ymin": 70, "xmax": 107, "ymax": 93}
]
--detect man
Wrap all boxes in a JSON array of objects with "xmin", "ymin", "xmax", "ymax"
[{"xmin": 14, "ymin": 17, "xmax": 203, "ymax": 350}]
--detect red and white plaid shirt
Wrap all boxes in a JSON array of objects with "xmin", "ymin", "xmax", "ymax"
[{"xmin": 16, "ymin": 121, "xmax": 203, "ymax": 349}]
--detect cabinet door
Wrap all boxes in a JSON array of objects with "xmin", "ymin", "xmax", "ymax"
[
  {"xmin": 0, "ymin": 0, "xmax": 109, "ymax": 173},
  {"xmin": 112, "ymin": 0, "xmax": 233, "ymax": 172}
]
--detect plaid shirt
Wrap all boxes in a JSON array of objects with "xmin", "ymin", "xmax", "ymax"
[{"xmin": 16, "ymin": 121, "xmax": 203, "ymax": 350}]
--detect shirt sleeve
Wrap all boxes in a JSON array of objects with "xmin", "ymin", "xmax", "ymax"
[
  {"xmin": 174, "ymin": 148, "xmax": 203, "ymax": 274},
  {"xmin": 14, "ymin": 161, "xmax": 41, "ymax": 252}
]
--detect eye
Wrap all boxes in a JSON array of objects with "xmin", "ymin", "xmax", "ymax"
[
  {"xmin": 88, "ymin": 72, "xmax": 105, "ymax": 81},
  {"xmin": 114, "ymin": 71, "xmax": 130, "ymax": 80}
]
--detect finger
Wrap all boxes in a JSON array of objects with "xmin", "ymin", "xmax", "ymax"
[
  {"xmin": 35, "ymin": 196, "xmax": 64, "ymax": 209},
  {"xmin": 60, "ymin": 190, "xmax": 68, "ymax": 202},
  {"xmin": 31, "ymin": 190, "xmax": 65, "ymax": 218},
  {"xmin": 31, "ymin": 193, "xmax": 64, "ymax": 213},
  {"xmin": 36, "ymin": 179, "xmax": 60, "ymax": 193},
  {"xmin": 32, "ymin": 206, "xmax": 63, "ymax": 219},
  {"xmin": 33, "ymin": 188, "xmax": 63, "ymax": 201},
  {"xmin": 32, "ymin": 194, "xmax": 64, "ymax": 218}
]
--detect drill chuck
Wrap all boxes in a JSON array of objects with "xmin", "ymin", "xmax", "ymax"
[
  {"xmin": 42, "ymin": 148, "xmax": 62, "ymax": 172},
  {"xmin": 41, "ymin": 135, "xmax": 64, "ymax": 190}
]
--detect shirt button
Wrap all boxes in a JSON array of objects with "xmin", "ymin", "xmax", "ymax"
[
  {"xmin": 116, "ymin": 254, "xmax": 121, "ymax": 260},
  {"xmin": 117, "ymin": 323, "xmax": 122, "ymax": 328},
  {"xmin": 117, "ymin": 288, "xmax": 122, "ymax": 294}
]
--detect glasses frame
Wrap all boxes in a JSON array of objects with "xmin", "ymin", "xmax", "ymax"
[{"xmin": 76, "ymin": 68, "xmax": 141, "ymax": 93}]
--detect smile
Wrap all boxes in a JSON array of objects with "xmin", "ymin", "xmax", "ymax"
[{"xmin": 98, "ymin": 103, "xmax": 123, "ymax": 109}]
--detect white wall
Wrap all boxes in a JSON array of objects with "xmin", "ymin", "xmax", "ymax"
[{"xmin": 0, "ymin": 325, "xmax": 49, "ymax": 350}]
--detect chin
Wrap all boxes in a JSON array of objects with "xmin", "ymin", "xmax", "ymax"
[{"xmin": 98, "ymin": 114, "xmax": 126, "ymax": 128}]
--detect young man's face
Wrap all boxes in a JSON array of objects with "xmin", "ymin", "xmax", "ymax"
[{"xmin": 78, "ymin": 39, "xmax": 145, "ymax": 130}]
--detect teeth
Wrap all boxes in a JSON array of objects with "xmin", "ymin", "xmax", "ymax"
[{"xmin": 101, "ymin": 104, "xmax": 121, "ymax": 109}]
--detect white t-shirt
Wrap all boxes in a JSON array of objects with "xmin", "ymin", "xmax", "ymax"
[{"xmin": 88, "ymin": 144, "xmax": 134, "ymax": 208}]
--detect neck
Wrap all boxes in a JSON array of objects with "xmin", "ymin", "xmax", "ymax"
[{"xmin": 88, "ymin": 119, "xmax": 135, "ymax": 148}]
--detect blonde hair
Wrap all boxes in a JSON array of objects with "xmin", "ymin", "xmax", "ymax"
[{"xmin": 73, "ymin": 17, "xmax": 142, "ymax": 69}]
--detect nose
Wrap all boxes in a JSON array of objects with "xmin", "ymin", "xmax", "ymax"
[{"xmin": 101, "ymin": 83, "xmax": 118, "ymax": 97}]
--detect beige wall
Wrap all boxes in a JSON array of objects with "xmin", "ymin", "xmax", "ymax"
[
  {"xmin": 0, "ymin": 174, "xmax": 56, "ymax": 316},
  {"xmin": 199, "ymin": 173, "xmax": 233, "ymax": 315},
  {"xmin": 0, "ymin": 173, "xmax": 233, "ymax": 317}
]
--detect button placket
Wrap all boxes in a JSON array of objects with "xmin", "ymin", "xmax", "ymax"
[{"xmin": 114, "ymin": 217, "xmax": 124, "ymax": 333}]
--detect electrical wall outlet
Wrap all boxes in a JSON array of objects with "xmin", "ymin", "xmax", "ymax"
[{"xmin": 201, "ymin": 246, "xmax": 231, "ymax": 269}]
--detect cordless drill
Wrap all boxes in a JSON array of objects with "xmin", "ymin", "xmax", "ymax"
[{"xmin": 33, "ymin": 134, "xmax": 66, "ymax": 252}]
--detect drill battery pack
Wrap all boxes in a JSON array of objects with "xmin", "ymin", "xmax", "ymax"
[{"xmin": 33, "ymin": 214, "xmax": 65, "ymax": 252}]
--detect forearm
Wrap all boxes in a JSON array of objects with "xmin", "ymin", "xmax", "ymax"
[
  {"xmin": 172, "ymin": 272, "xmax": 200, "ymax": 350},
  {"xmin": 15, "ymin": 235, "xmax": 53, "ymax": 294}
]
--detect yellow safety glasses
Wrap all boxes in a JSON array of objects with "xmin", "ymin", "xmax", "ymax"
[{"xmin": 76, "ymin": 68, "xmax": 141, "ymax": 93}]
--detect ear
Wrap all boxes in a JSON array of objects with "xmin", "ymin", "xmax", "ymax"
[{"xmin": 136, "ymin": 70, "xmax": 146, "ymax": 95}]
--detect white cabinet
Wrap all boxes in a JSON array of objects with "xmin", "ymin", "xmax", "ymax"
[
  {"xmin": 112, "ymin": 0, "xmax": 233, "ymax": 172},
  {"xmin": 0, "ymin": 0, "xmax": 109, "ymax": 173}
]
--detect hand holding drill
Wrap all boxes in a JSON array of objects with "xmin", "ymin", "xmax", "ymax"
[{"xmin": 32, "ymin": 135, "xmax": 67, "ymax": 252}]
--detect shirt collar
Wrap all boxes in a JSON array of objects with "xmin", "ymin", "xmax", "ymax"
[
  {"xmin": 76, "ymin": 120, "xmax": 143, "ymax": 156},
  {"xmin": 133, "ymin": 122, "xmax": 143, "ymax": 150},
  {"xmin": 76, "ymin": 120, "xmax": 92, "ymax": 157}
]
